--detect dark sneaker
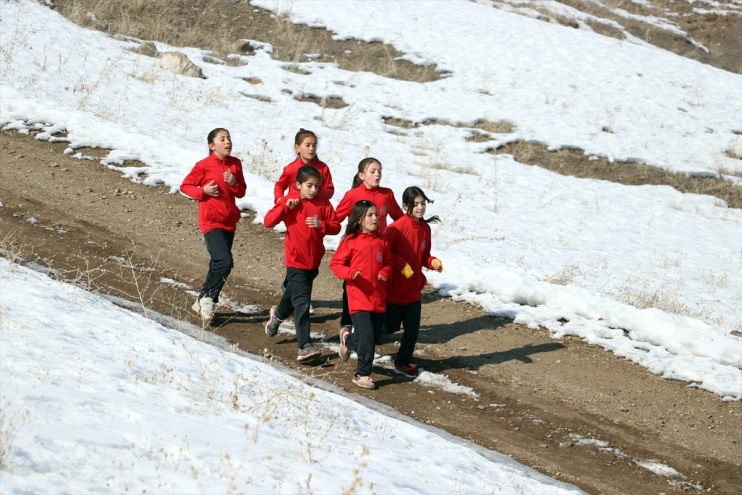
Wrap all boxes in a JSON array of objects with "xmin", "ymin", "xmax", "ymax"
[
  {"xmin": 338, "ymin": 326, "xmax": 351, "ymax": 361},
  {"xmin": 394, "ymin": 362, "xmax": 419, "ymax": 378},
  {"xmin": 297, "ymin": 344, "xmax": 321, "ymax": 362},
  {"xmin": 352, "ymin": 374, "xmax": 376, "ymax": 389},
  {"xmin": 264, "ymin": 306, "xmax": 282, "ymax": 337}
]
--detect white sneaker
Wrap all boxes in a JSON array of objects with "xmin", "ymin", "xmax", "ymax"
[{"xmin": 198, "ymin": 297, "xmax": 214, "ymax": 322}]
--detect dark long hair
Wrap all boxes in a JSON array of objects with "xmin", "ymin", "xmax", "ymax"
[
  {"xmin": 343, "ymin": 200, "xmax": 376, "ymax": 238},
  {"xmin": 402, "ymin": 186, "xmax": 440, "ymax": 224}
]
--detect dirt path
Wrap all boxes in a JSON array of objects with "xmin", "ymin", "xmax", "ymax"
[{"xmin": 1, "ymin": 130, "xmax": 740, "ymax": 494}]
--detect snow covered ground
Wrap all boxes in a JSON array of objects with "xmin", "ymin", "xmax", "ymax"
[{"xmin": 0, "ymin": 0, "xmax": 740, "ymax": 491}]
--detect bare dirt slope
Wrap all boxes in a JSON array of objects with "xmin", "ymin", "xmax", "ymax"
[{"xmin": 1, "ymin": 130, "xmax": 740, "ymax": 495}]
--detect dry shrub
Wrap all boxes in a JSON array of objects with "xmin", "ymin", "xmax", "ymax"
[
  {"xmin": 52, "ymin": 0, "xmax": 443, "ymax": 82},
  {"xmin": 295, "ymin": 94, "xmax": 348, "ymax": 110},
  {"xmin": 383, "ymin": 116, "xmax": 418, "ymax": 129}
]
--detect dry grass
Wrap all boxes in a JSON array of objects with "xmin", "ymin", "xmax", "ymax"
[
  {"xmin": 53, "ymin": 0, "xmax": 443, "ymax": 82},
  {"xmin": 489, "ymin": 140, "xmax": 742, "ymax": 209}
]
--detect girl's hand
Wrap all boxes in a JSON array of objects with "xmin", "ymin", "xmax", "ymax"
[
  {"xmin": 223, "ymin": 169, "xmax": 236, "ymax": 186},
  {"xmin": 203, "ymin": 180, "xmax": 220, "ymax": 197},
  {"xmin": 377, "ymin": 273, "xmax": 387, "ymax": 282},
  {"xmin": 286, "ymin": 199, "xmax": 299, "ymax": 209},
  {"xmin": 431, "ymin": 258, "xmax": 443, "ymax": 272},
  {"xmin": 305, "ymin": 215, "xmax": 321, "ymax": 228},
  {"xmin": 352, "ymin": 270, "xmax": 361, "ymax": 280}
]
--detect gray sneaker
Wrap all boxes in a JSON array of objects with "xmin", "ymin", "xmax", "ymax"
[
  {"xmin": 197, "ymin": 297, "xmax": 214, "ymax": 323},
  {"xmin": 264, "ymin": 306, "xmax": 282, "ymax": 337},
  {"xmin": 297, "ymin": 344, "xmax": 321, "ymax": 362}
]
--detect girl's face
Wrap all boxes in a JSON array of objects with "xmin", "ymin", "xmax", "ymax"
[
  {"xmin": 359, "ymin": 162, "xmax": 382, "ymax": 189},
  {"xmin": 406, "ymin": 195, "xmax": 427, "ymax": 221},
  {"xmin": 295, "ymin": 136, "xmax": 317, "ymax": 164},
  {"xmin": 360, "ymin": 206, "xmax": 379, "ymax": 233},
  {"xmin": 297, "ymin": 177, "xmax": 320, "ymax": 200},
  {"xmin": 209, "ymin": 131, "xmax": 232, "ymax": 159}
]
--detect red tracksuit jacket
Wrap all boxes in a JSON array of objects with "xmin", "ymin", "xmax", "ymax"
[
  {"xmin": 264, "ymin": 195, "xmax": 341, "ymax": 270},
  {"xmin": 330, "ymin": 232, "xmax": 392, "ymax": 314},
  {"xmin": 385, "ymin": 215, "xmax": 437, "ymax": 305},
  {"xmin": 180, "ymin": 154, "xmax": 247, "ymax": 234},
  {"xmin": 274, "ymin": 156, "xmax": 335, "ymax": 203},
  {"xmin": 334, "ymin": 185, "xmax": 404, "ymax": 234}
]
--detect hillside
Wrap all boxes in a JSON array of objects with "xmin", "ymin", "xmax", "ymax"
[{"xmin": 2, "ymin": 1, "xmax": 740, "ymax": 493}]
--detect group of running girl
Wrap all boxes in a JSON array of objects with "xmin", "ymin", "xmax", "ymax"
[{"xmin": 181, "ymin": 128, "xmax": 443, "ymax": 390}]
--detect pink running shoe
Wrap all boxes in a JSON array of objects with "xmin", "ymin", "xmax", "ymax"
[
  {"xmin": 352, "ymin": 375, "xmax": 376, "ymax": 389},
  {"xmin": 338, "ymin": 326, "xmax": 351, "ymax": 361}
]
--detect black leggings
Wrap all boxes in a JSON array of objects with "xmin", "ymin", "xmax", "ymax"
[
  {"xmin": 200, "ymin": 229, "xmax": 234, "ymax": 303},
  {"xmin": 275, "ymin": 267, "xmax": 318, "ymax": 349},
  {"xmin": 348, "ymin": 311, "xmax": 383, "ymax": 377},
  {"xmin": 384, "ymin": 300, "xmax": 421, "ymax": 366}
]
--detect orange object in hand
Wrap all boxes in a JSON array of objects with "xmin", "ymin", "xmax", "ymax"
[
  {"xmin": 401, "ymin": 263, "xmax": 414, "ymax": 279},
  {"xmin": 431, "ymin": 259, "xmax": 443, "ymax": 272}
]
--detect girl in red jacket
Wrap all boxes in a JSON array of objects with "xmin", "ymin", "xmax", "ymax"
[
  {"xmin": 384, "ymin": 186, "xmax": 443, "ymax": 377},
  {"xmin": 273, "ymin": 128, "xmax": 335, "ymax": 203},
  {"xmin": 264, "ymin": 166, "xmax": 341, "ymax": 362},
  {"xmin": 334, "ymin": 158, "xmax": 404, "ymax": 333},
  {"xmin": 331, "ymin": 200, "xmax": 392, "ymax": 389},
  {"xmin": 180, "ymin": 128, "xmax": 247, "ymax": 323}
]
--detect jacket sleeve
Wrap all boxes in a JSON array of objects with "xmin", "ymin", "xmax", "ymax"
[
  {"xmin": 320, "ymin": 204, "xmax": 341, "ymax": 236},
  {"xmin": 264, "ymin": 197, "xmax": 289, "ymax": 228},
  {"xmin": 330, "ymin": 240, "xmax": 353, "ymax": 280},
  {"xmin": 321, "ymin": 168, "xmax": 335, "ymax": 200},
  {"xmin": 385, "ymin": 226, "xmax": 408, "ymax": 271},
  {"xmin": 334, "ymin": 190, "xmax": 354, "ymax": 222},
  {"xmin": 378, "ymin": 240, "xmax": 393, "ymax": 280},
  {"xmin": 180, "ymin": 162, "xmax": 206, "ymax": 201},
  {"xmin": 387, "ymin": 194, "xmax": 405, "ymax": 222},
  {"xmin": 422, "ymin": 224, "xmax": 436, "ymax": 269},
  {"xmin": 274, "ymin": 166, "xmax": 291, "ymax": 203},
  {"xmin": 230, "ymin": 161, "xmax": 247, "ymax": 199}
]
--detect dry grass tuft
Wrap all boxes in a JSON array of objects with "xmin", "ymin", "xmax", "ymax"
[
  {"xmin": 382, "ymin": 116, "xmax": 418, "ymax": 129},
  {"xmin": 295, "ymin": 93, "xmax": 348, "ymax": 110},
  {"xmin": 489, "ymin": 140, "xmax": 742, "ymax": 209}
]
